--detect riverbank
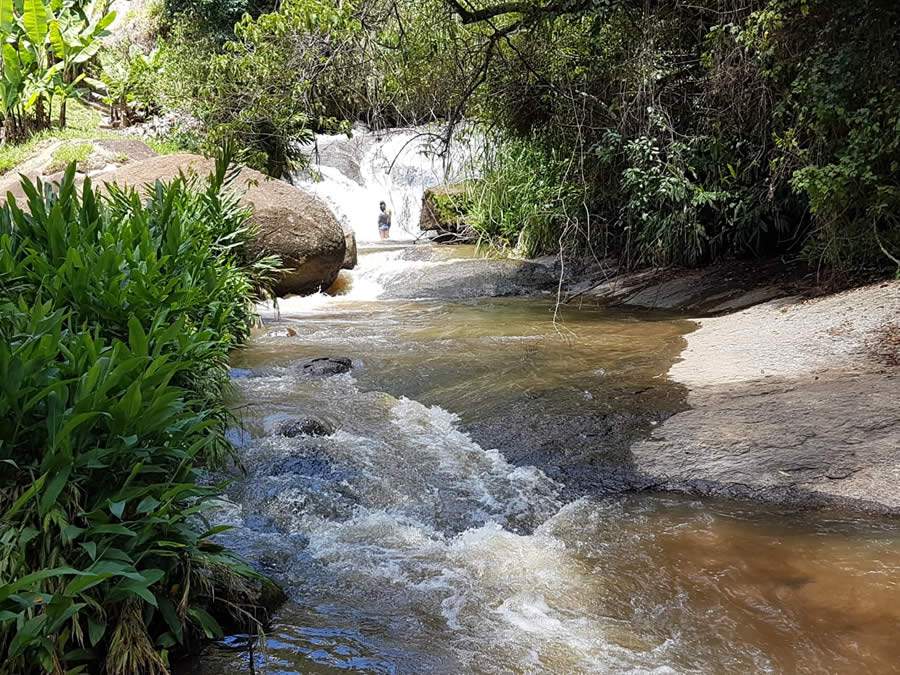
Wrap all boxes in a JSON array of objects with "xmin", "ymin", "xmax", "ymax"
[
  {"xmin": 630, "ymin": 280, "xmax": 900, "ymax": 513},
  {"xmin": 187, "ymin": 245, "xmax": 900, "ymax": 673}
]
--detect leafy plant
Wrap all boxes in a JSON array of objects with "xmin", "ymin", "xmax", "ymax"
[
  {"xmin": 466, "ymin": 135, "xmax": 586, "ymax": 258},
  {"xmin": 0, "ymin": 0, "xmax": 115, "ymax": 140},
  {"xmin": 0, "ymin": 149, "xmax": 281, "ymax": 673},
  {"xmin": 99, "ymin": 45, "xmax": 164, "ymax": 126}
]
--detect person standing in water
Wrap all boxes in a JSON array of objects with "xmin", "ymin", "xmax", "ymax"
[{"xmin": 378, "ymin": 201, "xmax": 392, "ymax": 240}]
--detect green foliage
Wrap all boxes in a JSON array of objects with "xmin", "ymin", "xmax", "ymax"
[
  {"xmin": 99, "ymin": 45, "xmax": 165, "ymax": 126},
  {"xmin": 0, "ymin": 152, "xmax": 280, "ymax": 673},
  {"xmin": 756, "ymin": 0, "xmax": 900, "ymax": 269},
  {"xmin": 162, "ymin": 0, "xmax": 276, "ymax": 41},
  {"xmin": 444, "ymin": 0, "xmax": 899, "ymax": 272},
  {"xmin": 0, "ymin": 98, "xmax": 104, "ymax": 174},
  {"xmin": 160, "ymin": 0, "xmax": 367, "ymax": 176},
  {"xmin": 467, "ymin": 136, "xmax": 586, "ymax": 258},
  {"xmin": 46, "ymin": 139, "xmax": 92, "ymax": 171},
  {"xmin": 140, "ymin": 0, "xmax": 898, "ymax": 272},
  {"xmin": 593, "ymin": 130, "xmax": 777, "ymax": 267},
  {"xmin": 0, "ymin": 0, "xmax": 115, "ymax": 139}
]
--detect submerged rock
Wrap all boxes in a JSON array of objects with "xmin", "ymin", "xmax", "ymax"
[
  {"xmin": 297, "ymin": 356, "xmax": 353, "ymax": 377},
  {"xmin": 270, "ymin": 454, "xmax": 344, "ymax": 480},
  {"xmin": 382, "ymin": 255, "xmax": 557, "ymax": 299},
  {"xmin": 276, "ymin": 417, "xmax": 336, "ymax": 438}
]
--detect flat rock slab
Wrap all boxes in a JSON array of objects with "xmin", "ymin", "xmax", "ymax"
[
  {"xmin": 672, "ymin": 282, "xmax": 900, "ymax": 388},
  {"xmin": 382, "ymin": 258, "xmax": 556, "ymax": 299},
  {"xmin": 630, "ymin": 373, "xmax": 900, "ymax": 513},
  {"xmin": 568, "ymin": 258, "xmax": 806, "ymax": 313}
]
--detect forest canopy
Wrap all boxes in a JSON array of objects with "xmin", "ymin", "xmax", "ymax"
[{"xmin": 140, "ymin": 0, "xmax": 899, "ymax": 271}]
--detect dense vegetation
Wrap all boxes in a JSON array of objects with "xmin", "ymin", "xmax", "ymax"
[
  {"xmin": 128, "ymin": 0, "xmax": 897, "ymax": 272},
  {"xmin": 0, "ymin": 1, "xmax": 895, "ymax": 670},
  {"xmin": 0, "ymin": 0, "xmax": 114, "ymax": 140},
  {"xmin": 0, "ymin": 152, "xmax": 279, "ymax": 674}
]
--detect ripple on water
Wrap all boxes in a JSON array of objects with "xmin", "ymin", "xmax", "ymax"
[{"xmin": 185, "ymin": 266, "xmax": 900, "ymax": 674}]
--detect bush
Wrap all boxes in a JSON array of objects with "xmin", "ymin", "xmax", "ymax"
[
  {"xmin": 440, "ymin": 0, "xmax": 899, "ymax": 274},
  {"xmin": 0, "ymin": 153, "xmax": 280, "ymax": 674},
  {"xmin": 159, "ymin": 0, "xmax": 365, "ymax": 177},
  {"xmin": 466, "ymin": 136, "xmax": 587, "ymax": 258}
]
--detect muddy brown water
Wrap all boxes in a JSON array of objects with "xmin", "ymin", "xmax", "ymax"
[{"xmin": 185, "ymin": 245, "xmax": 900, "ymax": 674}]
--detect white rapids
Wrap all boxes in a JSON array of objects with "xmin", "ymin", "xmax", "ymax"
[{"xmin": 294, "ymin": 126, "xmax": 480, "ymax": 242}]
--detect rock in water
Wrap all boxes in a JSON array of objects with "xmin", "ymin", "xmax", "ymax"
[
  {"xmin": 419, "ymin": 182, "xmax": 474, "ymax": 241},
  {"xmin": 276, "ymin": 418, "xmax": 336, "ymax": 438},
  {"xmin": 342, "ymin": 227, "xmax": 358, "ymax": 270},
  {"xmin": 297, "ymin": 356, "xmax": 353, "ymax": 377},
  {"xmin": 92, "ymin": 154, "xmax": 348, "ymax": 296}
]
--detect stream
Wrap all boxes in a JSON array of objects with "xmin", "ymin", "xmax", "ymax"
[
  {"xmin": 179, "ymin": 243, "xmax": 900, "ymax": 675},
  {"xmin": 186, "ymin": 130, "xmax": 899, "ymax": 673}
]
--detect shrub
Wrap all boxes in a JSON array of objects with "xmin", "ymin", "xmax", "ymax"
[
  {"xmin": 0, "ymin": 152, "xmax": 280, "ymax": 673},
  {"xmin": 466, "ymin": 136, "xmax": 587, "ymax": 258}
]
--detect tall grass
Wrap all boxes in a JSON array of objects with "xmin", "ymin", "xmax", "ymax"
[
  {"xmin": 0, "ymin": 150, "xmax": 280, "ymax": 674},
  {"xmin": 466, "ymin": 136, "xmax": 587, "ymax": 259}
]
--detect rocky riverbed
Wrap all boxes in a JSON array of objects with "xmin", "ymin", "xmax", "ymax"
[{"xmin": 630, "ymin": 281, "xmax": 900, "ymax": 512}]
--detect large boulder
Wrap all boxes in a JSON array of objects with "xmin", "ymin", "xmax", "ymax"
[
  {"xmin": 0, "ymin": 145, "xmax": 352, "ymax": 295},
  {"xmin": 92, "ymin": 154, "xmax": 348, "ymax": 296}
]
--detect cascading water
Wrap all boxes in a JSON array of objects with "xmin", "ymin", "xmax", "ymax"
[
  {"xmin": 294, "ymin": 127, "xmax": 480, "ymax": 242},
  {"xmin": 184, "ymin": 129, "xmax": 900, "ymax": 674},
  {"xmin": 186, "ymin": 242, "xmax": 900, "ymax": 675}
]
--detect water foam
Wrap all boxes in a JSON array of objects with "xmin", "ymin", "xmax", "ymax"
[{"xmin": 295, "ymin": 127, "xmax": 480, "ymax": 242}]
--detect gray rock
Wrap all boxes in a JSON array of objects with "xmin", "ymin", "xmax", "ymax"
[
  {"xmin": 342, "ymin": 228, "xmax": 358, "ymax": 270},
  {"xmin": 629, "ymin": 373, "xmax": 900, "ymax": 513},
  {"xmin": 383, "ymin": 257, "xmax": 556, "ymax": 299},
  {"xmin": 297, "ymin": 356, "xmax": 353, "ymax": 377},
  {"xmin": 276, "ymin": 417, "xmax": 336, "ymax": 438}
]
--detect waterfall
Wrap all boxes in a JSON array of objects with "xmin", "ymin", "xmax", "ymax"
[{"xmin": 294, "ymin": 126, "xmax": 480, "ymax": 242}]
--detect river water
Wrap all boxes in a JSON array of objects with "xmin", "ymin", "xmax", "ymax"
[{"xmin": 184, "ymin": 243, "xmax": 900, "ymax": 675}]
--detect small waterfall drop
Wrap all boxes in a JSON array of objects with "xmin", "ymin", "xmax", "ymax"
[{"xmin": 294, "ymin": 127, "xmax": 479, "ymax": 242}]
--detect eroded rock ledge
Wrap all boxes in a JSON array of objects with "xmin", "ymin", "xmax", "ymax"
[{"xmin": 631, "ymin": 281, "xmax": 900, "ymax": 513}]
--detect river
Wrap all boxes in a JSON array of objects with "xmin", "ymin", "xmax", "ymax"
[
  {"xmin": 184, "ymin": 130, "xmax": 900, "ymax": 673},
  {"xmin": 178, "ymin": 241, "xmax": 900, "ymax": 675}
]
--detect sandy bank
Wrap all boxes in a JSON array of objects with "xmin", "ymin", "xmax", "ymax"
[{"xmin": 631, "ymin": 281, "xmax": 900, "ymax": 513}]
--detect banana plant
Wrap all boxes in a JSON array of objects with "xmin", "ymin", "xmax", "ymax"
[
  {"xmin": 0, "ymin": 0, "xmax": 114, "ymax": 140},
  {"xmin": 48, "ymin": 0, "xmax": 116, "ymax": 127}
]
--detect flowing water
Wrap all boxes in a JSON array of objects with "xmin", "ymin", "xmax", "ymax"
[
  {"xmin": 294, "ymin": 127, "xmax": 480, "ymax": 241},
  {"xmin": 183, "ymin": 244, "xmax": 900, "ymax": 675},
  {"xmin": 183, "ymin": 131, "xmax": 900, "ymax": 673}
]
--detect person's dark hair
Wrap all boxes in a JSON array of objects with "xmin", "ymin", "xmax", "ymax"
[{"xmin": 379, "ymin": 201, "xmax": 386, "ymax": 208}]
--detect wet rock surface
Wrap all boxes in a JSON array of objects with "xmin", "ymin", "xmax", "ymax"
[
  {"xmin": 276, "ymin": 417, "xmax": 336, "ymax": 438},
  {"xmin": 463, "ymin": 390, "xmax": 684, "ymax": 498},
  {"xmin": 564, "ymin": 257, "xmax": 810, "ymax": 313},
  {"xmin": 381, "ymin": 247, "xmax": 557, "ymax": 299},
  {"xmin": 297, "ymin": 356, "xmax": 354, "ymax": 377},
  {"xmin": 630, "ymin": 373, "xmax": 900, "ymax": 513}
]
